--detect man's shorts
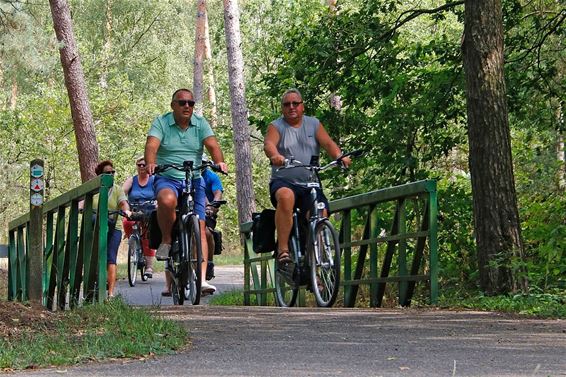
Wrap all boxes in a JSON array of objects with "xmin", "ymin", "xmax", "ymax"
[
  {"xmin": 154, "ymin": 175, "xmax": 206, "ymax": 220},
  {"xmin": 269, "ymin": 178, "xmax": 329, "ymax": 215}
]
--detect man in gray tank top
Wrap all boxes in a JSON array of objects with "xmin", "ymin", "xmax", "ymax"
[{"xmin": 263, "ymin": 89, "xmax": 351, "ymax": 265}]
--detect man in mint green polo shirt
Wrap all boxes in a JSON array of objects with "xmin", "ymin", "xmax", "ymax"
[{"xmin": 145, "ymin": 88, "xmax": 228, "ymax": 296}]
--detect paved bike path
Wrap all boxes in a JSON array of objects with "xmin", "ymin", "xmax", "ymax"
[
  {"xmin": 114, "ymin": 265, "xmax": 244, "ymax": 306},
  {"xmin": 14, "ymin": 266, "xmax": 566, "ymax": 377}
]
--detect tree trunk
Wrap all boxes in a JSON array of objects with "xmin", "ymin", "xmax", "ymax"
[
  {"xmin": 99, "ymin": 0, "xmax": 113, "ymax": 89},
  {"xmin": 204, "ymin": 9, "xmax": 218, "ymax": 128},
  {"xmin": 462, "ymin": 0, "xmax": 528, "ymax": 295},
  {"xmin": 223, "ymin": 0, "xmax": 255, "ymax": 225},
  {"xmin": 9, "ymin": 78, "xmax": 17, "ymax": 110},
  {"xmin": 49, "ymin": 0, "xmax": 99, "ymax": 182},
  {"xmin": 193, "ymin": 0, "xmax": 207, "ymax": 116},
  {"xmin": 556, "ymin": 101, "xmax": 565, "ymax": 190}
]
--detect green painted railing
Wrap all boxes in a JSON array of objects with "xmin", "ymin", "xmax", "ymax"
[
  {"xmin": 242, "ymin": 179, "xmax": 438, "ymax": 307},
  {"xmin": 7, "ymin": 174, "xmax": 113, "ymax": 310}
]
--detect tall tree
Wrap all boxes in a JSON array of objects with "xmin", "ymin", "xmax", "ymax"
[
  {"xmin": 204, "ymin": 6, "xmax": 218, "ymax": 128},
  {"xmin": 49, "ymin": 0, "xmax": 98, "ymax": 182},
  {"xmin": 223, "ymin": 0, "xmax": 255, "ymax": 224},
  {"xmin": 193, "ymin": 0, "xmax": 207, "ymax": 116},
  {"xmin": 462, "ymin": 0, "xmax": 528, "ymax": 294}
]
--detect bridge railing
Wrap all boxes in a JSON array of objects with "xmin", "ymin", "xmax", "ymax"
[
  {"xmin": 242, "ymin": 179, "xmax": 438, "ymax": 307},
  {"xmin": 7, "ymin": 174, "xmax": 114, "ymax": 310}
]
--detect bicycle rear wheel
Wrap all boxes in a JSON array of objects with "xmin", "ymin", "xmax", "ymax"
[
  {"xmin": 127, "ymin": 235, "xmax": 140, "ymax": 287},
  {"xmin": 184, "ymin": 215, "xmax": 202, "ymax": 305},
  {"xmin": 309, "ymin": 219, "xmax": 341, "ymax": 307}
]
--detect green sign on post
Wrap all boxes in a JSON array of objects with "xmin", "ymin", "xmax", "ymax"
[{"xmin": 28, "ymin": 159, "xmax": 44, "ymax": 303}]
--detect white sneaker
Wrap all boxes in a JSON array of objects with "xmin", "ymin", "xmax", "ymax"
[
  {"xmin": 201, "ymin": 281, "xmax": 216, "ymax": 295},
  {"xmin": 155, "ymin": 243, "xmax": 171, "ymax": 261}
]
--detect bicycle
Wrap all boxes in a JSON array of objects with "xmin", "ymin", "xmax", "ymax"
[
  {"xmin": 274, "ymin": 150, "xmax": 362, "ymax": 307},
  {"xmin": 154, "ymin": 160, "xmax": 225, "ymax": 305},
  {"xmin": 201, "ymin": 200, "xmax": 227, "ymax": 283},
  {"xmin": 125, "ymin": 201, "xmax": 157, "ymax": 287}
]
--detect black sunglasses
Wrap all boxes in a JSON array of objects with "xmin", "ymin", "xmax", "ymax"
[
  {"xmin": 174, "ymin": 99, "xmax": 195, "ymax": 107},
  {"xmin": 101, "ymin": 170, "xmax": 116, "ymax": 175},
  {"xmin": 137, "ymin": 163, "xmax": 146, "ymax": 167},
  {"xmin": 282, "ymin": 101, "xmax": 303, "ymax": 108}
]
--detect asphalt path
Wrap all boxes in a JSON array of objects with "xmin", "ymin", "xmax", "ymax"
[{"xmin": 13, "ymin": 266, "xmax": 566, "ymax": 377}]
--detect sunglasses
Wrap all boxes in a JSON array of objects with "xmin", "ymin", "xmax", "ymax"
[
  {"xmin": 102, "ymin": 170, "xmax": 116, "ymax": 175},
  {"xmin": 174, "ymin": 99, "xmax": 196, "ymax": 107},
  {"xmin": 137, "ymin": 163, "xmax": 146, "ymax": 167},
  {"xmin": 282, "ymin": 101, "xmax": 303, "ymax": 108}
]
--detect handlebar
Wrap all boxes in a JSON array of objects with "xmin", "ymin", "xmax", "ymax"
[
  {"xmin": 108, "ymin": 209, "xmax": 145, "ymax": 221},
  {"xmin": 154, "ymin": 160, "xmax": 227, "ymax": 175},
  {"xmin": 277, "ymin": 149, "xmax": 364, "ymax": 172}
]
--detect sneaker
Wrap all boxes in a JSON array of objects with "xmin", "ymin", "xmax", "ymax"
[
  {"xmin": 201, "ymin": 281, "xmax": 216, "ymax": 295},
  {"xmin": 206, "ymin": 261, "xmax": 215, "ymax": 281},
  {"xmin": 156, "ymin": 243, "xmax": 171, "ymax": 261},
  {"xmin": 144, "ymin": 268, "xmax": 153, "ymax": 279}
]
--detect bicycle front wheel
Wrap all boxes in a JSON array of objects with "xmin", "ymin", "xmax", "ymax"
[
  {"xmin": 184, "ymin": 215, "xmax": 202, "ymax": 305},
  {"xmin": 275, "ymin": 268, "xmax": 298, "ymax": 307},
  {"xmin": 275, "ymin": 240, "xmax": 299, "ymax": 307},
  {"xmin": 309, "ymin": 219, "xmax": 341, "ymax": 307},
  {"xmin": 127, "ymin": 235, "xmax": 140, "ymax": 287}
]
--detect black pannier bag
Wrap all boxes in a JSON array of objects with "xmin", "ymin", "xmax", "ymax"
[
  {"xmin": 148, "ymin": 210, "xmax": 162, "ymax": 250},
  {"xmin": 252, "ymin": 209, "xmax": 276, "ymax": 253},
  {"xmin": 212, "ymin": 229, "xmax": 223, "ymax": 255}
]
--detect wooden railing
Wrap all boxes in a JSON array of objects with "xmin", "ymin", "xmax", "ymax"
[
  {"xmin": 242, "ymin": 180, "xmax": 438, "ymax": 307},
  {"xmin": 7, "ymin": 175, "xmax": 114, "ymax": 310}
]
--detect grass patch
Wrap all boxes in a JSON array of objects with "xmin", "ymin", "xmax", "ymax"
[
  {"xmin": 207, "ymin": 288, "xmax": 277, "ymax": 306},
  {"xmin": 0, "ymin": 297, "xmax": 188, "ymax": 370},
  {"xmin": 437, "ymin": 290, "xmax": 566, "ymax": 318},
  {"xmin": 212, "ymin": 254, "xmax": 243, "ymax": 266}
]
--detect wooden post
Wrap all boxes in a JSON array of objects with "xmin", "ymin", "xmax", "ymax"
[{"xmin": 28, "ymin": 159, "xmax": 44, "ymax": 303}]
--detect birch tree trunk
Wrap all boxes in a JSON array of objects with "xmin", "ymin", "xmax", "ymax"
[
  {"xmin": 223, "ymin": 0, "xmax": 255, "ymax": 225},
  {"xmin": 99, "ymin": 0, "xmax": 113, "ymax": 89},
  {"xmin": 204, "ymin": 9, "xmax": 218, "ymax": 128},
  {"xmin": 9, "ymin": 78, "xmax": 17, "ymax": 110},
  {"xmin": 49, "ymin": 0, "xmax": 99, "ymax": 182},
  {"xmin": 462, "ymin": 0, "xmax": 528, "ymax": 295},
  {"xmin": 193, "ymin": 0, "xmax": 207, "ymax": 116},
  {"xmin": 557, "ymin": 102, "xmax": 565, "ymax": 189}
]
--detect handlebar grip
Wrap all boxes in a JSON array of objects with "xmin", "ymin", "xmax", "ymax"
[
  {"xmin": 128, "ymin": 211, "xmax": 145, "ymax": 221},
  {"xmin": 208, "ymin": 200, "xmax": 227, "ymax": 208}
]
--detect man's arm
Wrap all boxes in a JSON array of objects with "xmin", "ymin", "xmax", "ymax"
[
  {"xmin": 316, "ymin": 122, "xmax": 351, "ymax": 168},
  {"xmin": 203, "ymin": 136, "xmax": 228, "ymax": 174},
  {"xmin": 264, "ymin": 124, "xmax": 284, "ymax": 166},
  {"xmin": 144, "ymin": 136, "xmax": 161, "ymax": 175}
]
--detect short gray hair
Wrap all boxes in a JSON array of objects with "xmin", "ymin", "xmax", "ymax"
[{"xmin": 281, "ymin": 88, "xmax": 302, "ymax": 105}]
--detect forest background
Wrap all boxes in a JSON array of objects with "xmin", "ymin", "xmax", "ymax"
[{"xmin": 0, "ymin": 0, "xmax": 564, "ymax": 300}]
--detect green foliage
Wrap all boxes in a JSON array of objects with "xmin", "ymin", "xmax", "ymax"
[
  {"xmin": 0, "ymin": 298, "xmax": 187, "ymax": 370},
  {"xmin": 438, "ymin": 290, "xmax": 566, "ymax": 318}
]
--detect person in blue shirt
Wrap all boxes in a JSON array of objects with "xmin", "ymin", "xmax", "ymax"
[{"xmin": 201, "ymin": 164, "xmax": 224, "ymax": 281}]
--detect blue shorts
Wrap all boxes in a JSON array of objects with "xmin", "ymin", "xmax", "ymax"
[
  {"xmin": 107, "ymin": 228, "xmax": 122, "ymax": 265},
  {"xmin": 154, "ymin": 175, "xmax": 206, "ymax": 220}
]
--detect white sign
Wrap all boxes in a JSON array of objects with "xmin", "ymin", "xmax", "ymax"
[
  {"xmin": 30, "ymin": 193, "xmax": 43, "ymax": 206},
  {"xmin": 31, "ymin": 178, "xmax": 44, "ymax": 192},
  {"xmin": 31, "ymin": 164, "xmax": 44, "ymax": 178}
]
